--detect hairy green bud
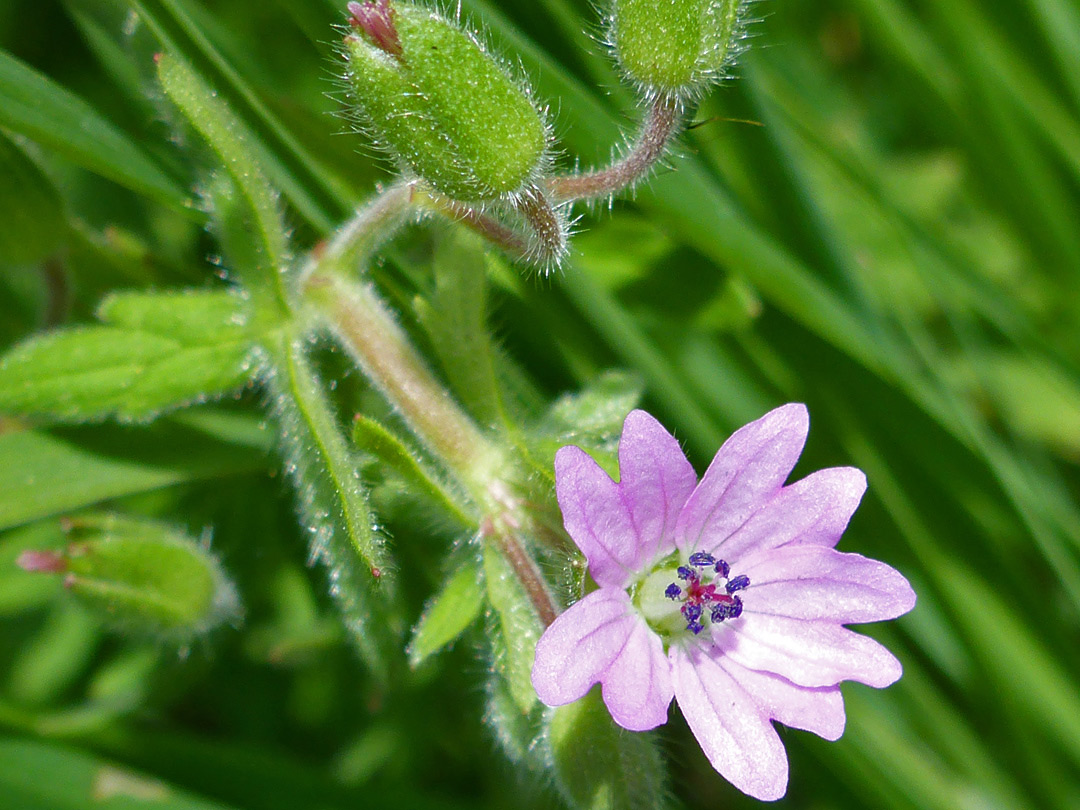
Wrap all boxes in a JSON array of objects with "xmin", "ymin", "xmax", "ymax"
[
  {"xmin": 611, "ymin": 0, "xmax": 745, "ymax": 96},
  {"xmin": 344, "ymin": 0, "xmax": 548, "ymax": 202},
  {"xmin": 18, "ymin": 514, "xmax": 240, "ymax": 640}
]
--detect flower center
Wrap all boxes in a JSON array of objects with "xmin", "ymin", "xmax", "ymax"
[{"xmin": 636, "ymin": 551, "xmax": 749, "ymax": 638}]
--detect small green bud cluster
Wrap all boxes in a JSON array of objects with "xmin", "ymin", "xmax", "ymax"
[
  {"xmin": 343, "ymin": 0, "xmax": 549, "ymax": 203},
  {"xmin": 18, "ymin": 514, "xmax": 241, "ymax": 641},
  {"xmin": 609, "ymin": 0, "xmax": 747, "ymax": 98}
]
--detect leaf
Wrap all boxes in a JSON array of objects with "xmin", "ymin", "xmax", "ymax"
[
  {"xmin": 482, "ymin": 540, "xmax": 541, "ymax": 713},
  {"xmin": 414, "ymin": 226, "xmax": 507, "ymax": 429},
  {"xmin": 0, "ymin": 129, "xmax": 66, "ymax": 267},
  {"xmin": 547, "ymin": 689, "xmax": 670, "ymax": 810},
  {"xmin": 156, "ymin": 51, "xmax": 291, "ymax": 312},
  {"xmin": 0, "ymin": 736, "xmax": 239, "ymax": 810},
  {"xmin": 407, "ymin": 559, "xmax": 484, "ymax": 667},
  {"xmin": 0, "ymin": 48, "xmax": 188, "ymax": 212},
  {"xmin": 0, "ymin": 290, "xmax": 257, "ymax": 422},
  {"xmin": 0, "ymin": 417, "xmax": 271, "ymax": 531},
  {"xmin": 264, "ymin": 334, "xmax": 399, "ymax": 679},
  {"xmin": 352, "ymin": 413, "xmax": 473, "ymax": 528}
]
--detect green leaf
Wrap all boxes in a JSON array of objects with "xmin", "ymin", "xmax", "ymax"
[
  {"xmin": 547, "ymin": 689, "xmax": 670, "ymax": 810},
  {"xmin": 482, "ymin": 540, "xmax": 540, "ymax": 714},
  {"xmin": 0, "ymin": 129, "xmax": 66, "ymax": 267},
  {"xmin": 0, "ymin": 289, "xmax": 258, "ymax": 422},
  {"xmin": 0, "ymin": 325, "xmax": 254, "ymax": 423},
  {"xmin": 351, "ymin": 414, "xmax": 474, "ymax": 528},
  {"xmin": 0, "ymin": 48, "xmax": 188, "ymax": 212},
  {"xmin": 265, "ymin": 334, "xmax": 399, "ymax": 679},
  {"xmin": 0, "ymin": 417, "xmax": 271, "ymax": 531},
  {"xmin": 96, "ymin": 290, "xmax": 251, "ymax": 343},
  {"xmin": 0, "ymin": 736, "xmax": 239, "ymax": 810},
  {"xmin": 407, "ymin": 559, "xmax": 484, "ymax": 667},
  {"xmin": 156, "ymin": 51, "xmax": 291, "ymax": 311},
  {"xmin": 414, "ymin": 226, "xmax": 508, "ymax": 430}
]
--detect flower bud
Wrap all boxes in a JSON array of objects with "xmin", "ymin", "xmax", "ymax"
[
  {"xmin": 611, "ymin": 0, "xmax": 745, "ymax": 96},
  {"xmin": 18, "ymin": 514, "xmax": 240, "ymax": 640},
  {"xmin": 343, "ymin": 0, "xmax": 548, "ymax": 202}
]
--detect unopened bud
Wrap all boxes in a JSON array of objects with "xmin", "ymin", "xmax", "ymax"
[
  {"xmin": 20, "ymin": 514, "xmax": 240, "ymax": 640},
  {"xmin": 611, "ymin": 0, "xmax": 745, "ymax": 96},
  {"xmin": 343, "ymin": 1, "xmax": 548, "ymax": 202}
]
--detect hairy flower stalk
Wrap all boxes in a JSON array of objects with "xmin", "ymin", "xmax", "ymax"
[
  {"xmin": 300, "ymin": 212, "xmax": 559, "ymax": 625},
  {"xmin": 532, "ymin": 405, "xmax": 916, "ymax": 800},
  {"xmin": 548, "ymin": 93, "xmax": 684, "ymax": 203}
]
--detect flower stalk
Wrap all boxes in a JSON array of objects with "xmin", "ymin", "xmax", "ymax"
[{"xmin": 549, "ymin": 93, "xmax": 683, "ymax": 203}]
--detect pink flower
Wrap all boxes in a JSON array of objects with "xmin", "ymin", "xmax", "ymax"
[{"xmin": 531, "ymin": 404, "xmax": 915, "ymax": 801}]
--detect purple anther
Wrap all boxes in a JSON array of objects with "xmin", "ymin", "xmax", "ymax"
[
  {"xmin": 714, "ymin": 559, "xmax": 730, "ymax": 578},
  {"xmin": 726, "ymin": 574, "xmax": 750, "ymax": 593},
  {"xmin": 728, "ymin": 595, "xmax": 743, "ymax": 618},
  {"xmin": 682, "ymin": 602, "xmax": 703, "ymax": 622},
  {"xmin": 347, "ymin": 0, "xmax": 403, "ymax": 58},
  {"xmin": 688, "ymin": 551, "xmax": 715, "ymax": 567},
  {"xmin": 665, "ymin": 583, "xmax": 682, "ymax": 600},
  {"xmin": 677, "ymin": 565, "xmax": 695, "ymax": 581}
]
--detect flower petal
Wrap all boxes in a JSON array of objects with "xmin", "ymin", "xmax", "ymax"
[
  {"xmin": 676, "ymin": 403, "xmax": 809, "ymax": 555},
  {"xmin": 531, "ymin": 589, "xmax": 647, "ymax": 708},
  {"xmin": 717, "ymin": 656, "xmax": 845, "ymax": 741},
  {"xmin": 716, "ymin": 467, "xmax": 867, "ymax": 559},
  {"xmin": 555, "ymin": 446, "xmax": 640, "ymax": 588},
  {"xmin": 617, "ymin": 410, "xmax": 697, "ymax": 566},
  {"xmin": 601, "ymin": 614, "xmax": 673, "ymax": 731},
  {"xmin": 671, "ymin": 641, "xmax": 789, "ymax": 801},
  {"xmin": 738, "ymin": 546, "xmax": 916, "ymax": 623},
  {"xmin": 721, "ymin": 613, "xmax": 903, "ymax": 688}
]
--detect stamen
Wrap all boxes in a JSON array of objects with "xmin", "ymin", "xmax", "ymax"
[
  {"xmin": 665, "ymin": 583, "xmax": 682, "ymax": 600},
  {"xmin": 726, "ymin": 574, "xmax": 750, "ymax": 593},
  {"xmin": 714, "ymin": 559, "xmax": 730, "ymax": 578},
  {"xmin": 688, "ymin": 551, "xmax": 715, "ymax": 567},
  {"xmin": 677, "ymin": 565, "xmax": 695, "ymax": 581}
]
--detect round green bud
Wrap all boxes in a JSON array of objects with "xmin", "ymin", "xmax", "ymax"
[
  {"xmin": 19, "ymin": 514, "xmax": 240, "ymax": 640},
  {"xmin": 344, "ymin": 1, "xmax": 548, "ymax": 202},
  {"xmin": 611, "ymin": 0, "xmax": 744, "ymax": 96}
]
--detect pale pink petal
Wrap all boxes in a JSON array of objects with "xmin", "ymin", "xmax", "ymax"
[
  {"xmin": 555, "ymin": 447, "xmax": 640, "ymax": 588},
  {"xmin": 721, "ymin": 613, "xmax": 903, "ymax": 689},
  {"xmin": 738, "ymin": 546, "xmax": 916, "ymax": 623},
  {"xmin": 715, "ymin": 467, "xmax": 866, "ymax": 559},
  {"xmin": 671, "ymin": 642, "xmax": 789, "ymax": 801},
  {"xmin": 601, "ymin": 615, "xmax": 673, "ymax": 731},
  {"xmin": 617, "ymin": 410, "xmax": 697, "ymax": 566},
  {"xmin": 532, "ymin": 589, "xmax": 639, "ymax": 706},
  {"xmin": 717, "ymin": 656, "xmax": 845, "ymax": 741},
  {"xmin": 676, "ymin": 404, "xmax": 809, "ymax": 555}
]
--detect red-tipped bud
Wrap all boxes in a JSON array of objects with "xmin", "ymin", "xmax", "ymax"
[
  {"xmin": 16, "ymin": 549, "xmax": 68, "ymax": 573},
  {"xmin": 347, "ymin": 0, "xmax": 403, "ymax": 58}
]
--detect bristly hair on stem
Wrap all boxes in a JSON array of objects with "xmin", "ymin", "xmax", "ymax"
[{"xmin": 548, "ymin": 92, "xmax": 684, "ymax": 204}]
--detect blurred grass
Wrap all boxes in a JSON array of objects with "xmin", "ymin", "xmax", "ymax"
[{"xmin": 1, "ymin": 0, "xmax": 1078, "ymax": 808}]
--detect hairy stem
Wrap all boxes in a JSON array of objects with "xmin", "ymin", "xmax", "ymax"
[
  {"xmin": 548, "ymin": 93, "xmax": 683, "ymax": 202},
  {"xmin": 418, "ymin": 184, "xmax": 565, "ymax": 267},
  {"xmin": 303, "ymin": 271, "xmax": 500, "ymax": 486}
]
